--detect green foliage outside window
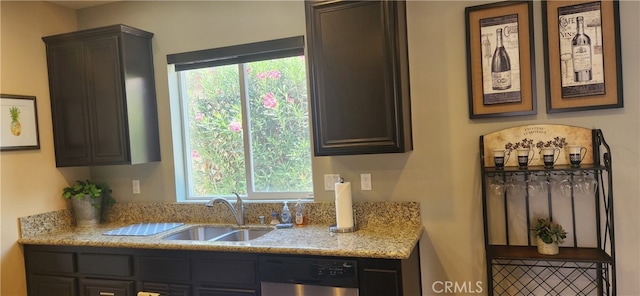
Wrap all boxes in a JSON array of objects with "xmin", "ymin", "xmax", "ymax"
[{"xmin": 184, "ymin": 56, "xmax": 312, "ymax": 197}]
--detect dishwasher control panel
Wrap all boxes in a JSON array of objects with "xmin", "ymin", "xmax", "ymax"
[
  {"xmin": 259, "ymin": 256, "xmax": 358, "ymax": 288},
  {"xmin": 312, "ymin": 260, "xmax": 356, "ymax": 279}
]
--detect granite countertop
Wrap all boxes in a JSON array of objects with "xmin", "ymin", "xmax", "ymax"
[{"xmin": 18, "ymin": 201, "xmax": 423, "ymax": 260}]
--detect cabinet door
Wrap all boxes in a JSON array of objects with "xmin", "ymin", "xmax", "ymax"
[
  {"xmin": 46, "ymin": 42, "xmax": 92, "ymax": 167},
  {"xmin": 359, "ymin": 268, "xmax": 400, "ymax": 296},
  {"xmin": 29, "ymin": 275, "xmax": 77, "ymax": 296},
  {"xmin": 80, "ymin": 279, "xmax": 134, "ymax": 296},
  {"xmin": 306, "ymin": 0, "xmax": 412, "ymax": 156},
  {"xmin": 44, "ymin": 24, "xmax": 159, "ymax": 167},
  {"xmin": 83, "ymin": 36, "xmax": 129, "ymax": 164},
  {"xmin": 359, "ymin": 245, "xmax": 421, "ymax": 296}
]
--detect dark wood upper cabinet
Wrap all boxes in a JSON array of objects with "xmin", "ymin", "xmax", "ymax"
[
  {"xmin": 305, "ymin": 0, "xmax": 412, "ymax": 156},
  {"xmin": 43, "ymin": 25, "xmax": 160, "ymax": 167}
]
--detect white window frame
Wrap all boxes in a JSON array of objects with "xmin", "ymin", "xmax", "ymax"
[{"xmin": 167, "ymin": 37, "xmax": 314, "ymax": 202}]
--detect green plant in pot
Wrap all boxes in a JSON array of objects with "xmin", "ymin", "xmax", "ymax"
[
  {"xmin": 531, "ymin": 217, "xmax": 567, "ymax": 255},
  {"xmin": 62, "ymin": 180, "xmax": 114, "ymax": 227}
]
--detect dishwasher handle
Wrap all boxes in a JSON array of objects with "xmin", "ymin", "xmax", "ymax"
[{"xmin": 286, "ymin": 278, "xmax": 322, "ymax": 285}]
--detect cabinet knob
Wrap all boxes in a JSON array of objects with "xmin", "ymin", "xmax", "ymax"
[{"xmin": 136, "ymin": 292, "xmax": 161, "ymax": 296}]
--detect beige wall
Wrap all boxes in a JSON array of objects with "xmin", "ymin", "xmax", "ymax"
[
  {"xmin": 1, "ymin": 1, "xmax": 638, "ymax": 295},
  {"xmin": 0, "ymin": 2, "xmax": 89, "ymax": 295}
]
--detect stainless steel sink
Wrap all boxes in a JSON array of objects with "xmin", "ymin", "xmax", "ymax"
[
  {"xmin": 162, "ymin": 226, "xmax": 234, "ymax": 241},
  {"xmin": 211, "ymin": 229, "xmax": 272, "ymax": 242},
  {"xmin": 162, "ymin": 226, "xmax": 272, "ymax": 242}
]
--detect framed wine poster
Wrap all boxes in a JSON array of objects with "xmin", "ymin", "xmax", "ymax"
[
  {"xmin": 542, "ymin": 0, "xmax": 623, "ymax": 113},
  {"xmin": 465, "ymin": 1, "xmax": 536, "ymax": 119},
  {"xmin": 1, "ymin": 94, "xmax": 40, "ymax": 151}
]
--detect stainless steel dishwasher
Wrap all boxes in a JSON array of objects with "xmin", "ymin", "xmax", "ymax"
[{"xmin": 259, "ymin": 256, "xmax": 358, "ymax": 296}]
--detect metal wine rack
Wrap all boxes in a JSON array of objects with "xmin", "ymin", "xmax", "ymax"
[{"xmin": 479, "ymin": 125, "xmax": 615, "ymax": 295}]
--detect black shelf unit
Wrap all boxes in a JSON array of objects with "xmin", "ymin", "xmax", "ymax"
[{"xmin": 479, "ymin": 125, "xmax": 616, "ymax": 295}]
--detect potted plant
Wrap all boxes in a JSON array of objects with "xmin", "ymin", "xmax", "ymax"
[
  {"xmin": 530, "ymin": 217, "xmax": 567, "ymax": 255},
  {"xmin": 62, "ymin": 180, "xmax": 114, "ymax": 227}
]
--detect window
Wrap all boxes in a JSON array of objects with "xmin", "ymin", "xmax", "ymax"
[{"xmin": 168, "ymin": 37, "xmax": 312, "ymax": 201}]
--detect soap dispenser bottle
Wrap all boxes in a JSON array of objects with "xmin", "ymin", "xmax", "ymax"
[
  {"xmin": 294, "ymin": 199, "xmax": 306, "ymax": 226},
  {"xmin": 281, "ymin": 202, "xmax": 292, "ymax": 223}
]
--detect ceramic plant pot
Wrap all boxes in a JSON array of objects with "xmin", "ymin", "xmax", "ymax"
[
  {"xmin": 71, "ymin": 194, "xmax": 102, "ymax": 227},
  {"xmin": 536, "ymin": 237, "xmax": 559, "ymax": 255}
]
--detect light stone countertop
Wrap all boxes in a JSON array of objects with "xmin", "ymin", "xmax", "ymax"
[{"xmin": 18, "ymin": 201, "xmax": 422, "ymax": 260}]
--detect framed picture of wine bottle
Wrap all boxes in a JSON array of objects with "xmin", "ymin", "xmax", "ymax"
[
  {"xmin": 465, "ymin": 1, "xmax": 536, "ymax": 119},
  {"xmin": 542, "ymin": 0, "xmax": 623, "ymax": 113}
]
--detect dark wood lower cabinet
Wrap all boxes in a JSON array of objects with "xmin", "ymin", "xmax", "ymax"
[
  {"xmin": 359, "ymin": 245, "xmax": 422, "ymax": 296},
  {"xmin": 360, "ymin": 268, "xmax": 401, "ymax": 296},
  {"xmin": 29, "ymin": 275, "xmax": 77, "ymax": 296},
  {"xmin": 79, "ymin": 279, "xmax": 134, "ymax": 296},
  {"xmin": 24, "ymin": 244, "xmax": 421, "ymax": 296}
]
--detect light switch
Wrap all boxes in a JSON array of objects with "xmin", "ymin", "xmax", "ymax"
[
  {"xmin": 361, "ymin": 173, "xmax": 372, "ymax": 190},
  {"xmin": 132, "ymin": 180, "xmax": 141, "ymax": 194},
  {"xmin": 324, "ymin": 174, "xmax": 341, "ymax": 191}
]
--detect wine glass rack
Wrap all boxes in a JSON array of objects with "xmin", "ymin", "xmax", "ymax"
[{"xmin": 479, "ymin": 125, "xmax": 615, "ymax": 295}]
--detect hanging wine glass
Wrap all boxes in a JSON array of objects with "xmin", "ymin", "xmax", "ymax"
[
  {"xmin": 526, "ymin": 173, "xmax": 544, "ymax": 196},
  {"xmin": 489, "ymin": 174, "xmax": 505, "ymax": 197},
  {"xmin": 541, "ymin": 172, "xmax": 557, "ymax": 195},
  {"xmin": 578, "ymin": 171, "xmax": 598, "ymax": 195},
  {"xmin": 506, "ymin": 173, "xmax": 524, "ymax": 196},
  {"xmin": 559, "ymin": 171, "xmax": 578, "ymax": 197}
]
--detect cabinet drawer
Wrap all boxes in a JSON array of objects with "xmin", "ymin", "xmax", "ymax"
[
  {"xmin": 195, "ymin": 287, "xmax": 256, "ymax": 296},
  {"xmin": 80, "ymin": 279, "xmax": 134, "ymax": 296},
  {"xmin": 138, "ymin": 256, "xmax": 190, "ymax": 282},
  {"xmin": 27, "ymin": 251, "xmax": 76, "ymax": 274},
  {"xmin": 78, "ymin": 253, "xmax": 133, "ymax": 277}
]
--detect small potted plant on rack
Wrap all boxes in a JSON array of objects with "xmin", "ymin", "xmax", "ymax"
[
  {"xmin": 530, "ymin": 217, "xmax": 567, "ymax": 255},
  {"xmin": 62, "ymin": 180, "xmax": 114, "ymax": 227}
]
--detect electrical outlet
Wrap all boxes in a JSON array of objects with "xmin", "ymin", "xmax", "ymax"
[
  {"xmin": 324, "ymin": 174, "xmax": 341, "ymax": 191},
  {"xmin": 132, "ymin": 180, "xmax": 141, "ymax": 194},
  {"xmin": 361, "ymin": 173, "xmax": 372, "ymax": 190}
]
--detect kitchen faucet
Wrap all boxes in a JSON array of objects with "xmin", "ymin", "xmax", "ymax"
[{"xmin": 205, "ymin": 192, "xmax": 245, "ymax": 226}]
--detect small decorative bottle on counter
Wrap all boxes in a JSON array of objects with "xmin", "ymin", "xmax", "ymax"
[
  {"xmin": 270, "ymin": 211, "xmax": 279, "ymax": 225},
  {"xmin": 294, "ymin": 199, "xmax": 306, "ymax": 226}
]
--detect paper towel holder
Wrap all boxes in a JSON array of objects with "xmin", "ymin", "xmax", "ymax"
[
  {"xmin": 329, "ymin": 209, "xmax": 357, "ymax": 234},
  {"xmin": 329, "ymin": 225, "xmax": 354, "ymax": 233}
]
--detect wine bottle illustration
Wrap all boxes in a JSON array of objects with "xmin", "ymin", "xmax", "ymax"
[
  {"xmin": 491, "ymin": 28, "xmax": 511, "ymax": 90},
  {"xmin": 572, "ymin": 16, "xmax": 592, "ymax": 82}
]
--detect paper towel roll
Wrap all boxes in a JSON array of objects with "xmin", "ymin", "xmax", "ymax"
[{"xmin": 335, "ymin": 182, "xmax": 354, "ymax": 229}]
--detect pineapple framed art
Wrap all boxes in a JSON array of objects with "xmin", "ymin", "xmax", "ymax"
[{"xmin": 1, "ymin": 94, "xmax": 40, "ymax": 151}]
